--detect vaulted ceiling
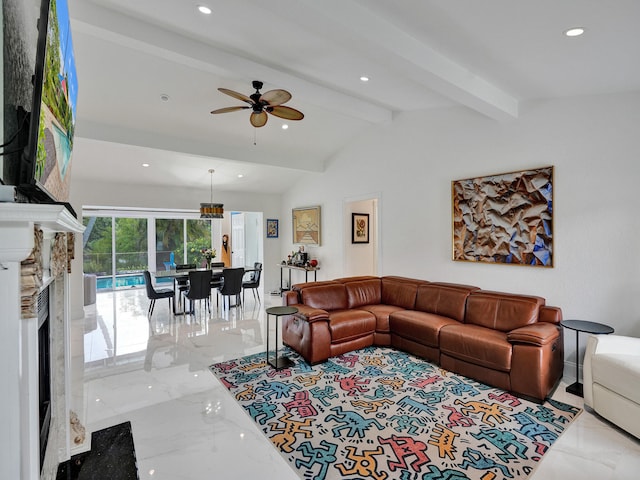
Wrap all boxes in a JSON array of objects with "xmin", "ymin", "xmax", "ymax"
[{"xmin": 68, "ymin": 0, "xmax": 640, "ymax": 193}]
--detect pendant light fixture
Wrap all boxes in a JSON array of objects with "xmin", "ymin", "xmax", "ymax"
[{"xmin": 200, "ymin": 168, "xmax": 224, "ymax": 218}]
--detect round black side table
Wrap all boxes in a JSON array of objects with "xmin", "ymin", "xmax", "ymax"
[
  {"xmin": 265, "ymin": 306, "xmax": 298, "ymax": 370},
  {"xmin": 561, "ymin": 319, "xmax": 614, "ymax": 397}
]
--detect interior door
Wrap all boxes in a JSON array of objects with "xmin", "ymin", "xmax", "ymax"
[{"xmin": 231, "ymin": 212, "xmax": 245, "ymax": 267}]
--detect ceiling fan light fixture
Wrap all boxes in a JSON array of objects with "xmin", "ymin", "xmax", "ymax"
[
  {"xmin": 211, "ymin": 80, "xmax": 304, "ymax": 128},
  {"xmin": 200, "ymin": 169, "xmax": 224, "ymax": 219}
]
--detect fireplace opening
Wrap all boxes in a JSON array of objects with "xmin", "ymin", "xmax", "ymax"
[{"xmin": 38, "ymin": 286, "xmax": 51, "ymax": 470}]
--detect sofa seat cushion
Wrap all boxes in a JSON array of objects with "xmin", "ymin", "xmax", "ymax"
[
  {"xmin": 440, "ymin": 324, "xmax": 512, "ymax": 372},
  {"xmin": 390, "ymin": 311, "xmax": 460, "ymax": 347},
  {"xmin": 359, "ymin": 304, "xmax": 406, "ymax": 332},
  {"xmin": 591, "ymin": 352, "xmax": 640, "ymax": 405},
  {"xmin": 328, "ymin": 309, "xmax": 376, "ymax": 342}
]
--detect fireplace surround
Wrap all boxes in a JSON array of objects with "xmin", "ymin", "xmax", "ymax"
[{"xmin": 0, "ymin": 203, "xmax": 84, "ymax": 480}]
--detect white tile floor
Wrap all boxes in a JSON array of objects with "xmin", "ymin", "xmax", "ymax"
[{"xmin": 70, "ymin": 287, "xmax": 640, "ymax": 480}]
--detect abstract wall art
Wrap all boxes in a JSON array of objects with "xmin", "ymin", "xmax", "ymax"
[
  {"xmin": 266, "ymin": 219, "xmax": 278, "ymax": 238},
  {"xmin": 292, "ymin": 206, "xmax": 321, "ymax": 246},
  {"xmin": 452, "ymin": 166, "xmax": 553, "ymax": 267}
]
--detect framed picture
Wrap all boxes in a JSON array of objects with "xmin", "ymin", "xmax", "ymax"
[
  {"xmin": 292, "ymin": 206, "xmax": 321, "ymax": 246},
  {"xmin": 351, "ymin": 213, "xmax": 369, "ymax": 244},
  {"xmin": 452, "ymin": 166, "xmax": 553, "ymax": 267},
  {"xmin": 266, "ymin": 219, "xmax": 278, "ymax": 238}
]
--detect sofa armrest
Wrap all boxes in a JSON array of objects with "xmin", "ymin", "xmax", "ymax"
[
  {"xmin": 538, "ymin": 305, "xmax": 562, "ymax": 324},
  {"xmin": 283, "ymin": 290, "xmax": 300, "ymax": 306},
  {"xmin": 507, "ymin": 323, "xmax": 560, "ymax": 346},
  {"xmin": 290, "ymin": 304, "xmax": 330, "ymax": 323}
]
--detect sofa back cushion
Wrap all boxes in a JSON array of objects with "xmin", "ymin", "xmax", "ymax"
[
  {"xmin": 415, "ymin": 284, "xmax": 474, "ymax": 322},
  {"xmin": 381, "ymin": 277, "xmax": 419, "ymax": 309},
  {"xmin": 346, "ymin": 279, "xmax": 382, "ymax": 308},
  {"xmin": 465, "ymin": 292, "xmax": 540, "ymax": 331},
  {"xmin": 301, "ymin": 284, "xmax": 348, "ymax": 311}
]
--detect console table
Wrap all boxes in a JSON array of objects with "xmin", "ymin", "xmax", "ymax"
[
  {"xmin": 561, "ymin": 319, "xmax": 615, "ymax": 397},
  {"xmin": 279, "ymin": 264, "xmax": 320, "ymax": 292}
]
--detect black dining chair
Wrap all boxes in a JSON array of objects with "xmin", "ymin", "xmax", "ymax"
[
  {"xmin": 174, "ymin": 263, "xmax": 196, "ymax": 311},
  {"xmin": 143, "ymin": 270, "xmax": 174, "ymax": 317},
  {"xmin": 217, "ymin": 267, "xmax": 245, "ymax": 309},
  {"xmin": 182, "ymin": 270, "xmax": 213, "ymax": 316},
  {"xmin": 242, "ymin": 262, "xmax": 262, "ymax": 304},
  {"xmin": 209, "ymin": 262, "xmax": 226, "ymax": 301}
]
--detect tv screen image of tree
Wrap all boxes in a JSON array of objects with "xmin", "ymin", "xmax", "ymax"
[
  {"xmin": 452, "ymin": 166, "xmax": 553, "ymax": 267},
  {"xmin": 35, "ymin": 0, "xmax": 78, "ymax": 202}
]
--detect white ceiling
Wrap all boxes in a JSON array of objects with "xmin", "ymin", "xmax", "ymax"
[{"xmin": 68, "ymin": 0, "xmax": 640, "ymax": 193}]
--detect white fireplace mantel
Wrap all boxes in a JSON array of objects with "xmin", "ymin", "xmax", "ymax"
[
  {"xmin": 0, "ymin": 203, "xmax": 82, "ymax": 263},
  {"xmin": 0, "ymin": 202, "xmax": 84, "ymax": 480}
]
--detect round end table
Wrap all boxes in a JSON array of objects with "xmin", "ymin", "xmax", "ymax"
[
  {"xmin": 266, "ymin": 306, "xmax": 299, "ymax": 370},
  {"xmin": 561, "ymin": 319, "xmax": 614, "ymax": 397}
]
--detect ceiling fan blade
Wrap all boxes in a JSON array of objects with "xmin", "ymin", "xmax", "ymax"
[
  {"xmin": 218, "ymin": 88, "xmax": 253, "ymax": 104},
  {"xmin": 260, "ymin": 89, "xmax": 292, "ymax": 106},
  {"xmin": 268, "ymin": 105, "xmax": 304, "ymax": 121},
  {"xmin": 210, "ymin": 106, "xmax": 250, "ymax": 114},
  {"xmin": 250, "ymin": 111, "xmax": 268, "ymax": 127}
]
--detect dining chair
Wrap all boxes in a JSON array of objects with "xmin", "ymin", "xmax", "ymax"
[
  {"xmin": 143, "ymin": 270, "xmax": 174, "ymax": 317},
  {"xmin": 182, "ymin": 269, "xmax": 213, "ymax": 316},
  {"xmin": 242, "ymin": 262, "xmax": 262, "ymax": 304},
  {"xmin": 175, "ymin": 263, "xmax": 196, "ymax": 311},
  {"xmin": 217, "ymin": 267, "xmax": 245, "ymax": 309},
  {"xmin": 209, "ymin": 262, "xmax": 226, "ymax": 301}
]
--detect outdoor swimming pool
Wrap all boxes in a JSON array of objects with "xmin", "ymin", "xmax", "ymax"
[{"xmin": 96, "ymin": 273, "xmax": 171, "ymax": 290}]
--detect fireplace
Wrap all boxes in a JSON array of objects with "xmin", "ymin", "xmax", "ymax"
[
  {"xmin": 0, "ymin": 203, "xmax": 85, "ymax": 480},
  {"xmin": 38, "ymin": 286, "xmax": 52, "ymax": 470}
]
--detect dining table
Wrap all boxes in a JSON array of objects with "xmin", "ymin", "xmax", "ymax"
[{"xmin": 153, "ymin": 267, "xmax": 224, "ymax": 314}]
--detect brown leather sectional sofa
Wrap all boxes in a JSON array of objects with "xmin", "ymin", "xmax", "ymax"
[{"xmin": 282, "ymin": 275, "xmax": 564, "ymax": 402}]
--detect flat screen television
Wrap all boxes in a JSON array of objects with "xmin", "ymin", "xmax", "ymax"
[{"xmin": 16, "ymin": 0, "xmax": 78, "ymax": 207}]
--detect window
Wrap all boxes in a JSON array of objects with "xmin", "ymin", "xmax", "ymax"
[
  {"xmin": 186, "ymin": 219, "xmax": 212, "ymax": 266},
  {"xmin": 156, "ymin": 218, "xmax": 184, "ymax": 268},
  {"xmin": 83, "ymin": 216, "xmax": 113, "ymax": 276}
]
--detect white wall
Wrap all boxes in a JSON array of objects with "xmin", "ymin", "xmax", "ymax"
[
  {"xmin": 68, "ymin": 180, "xmax": 283, "ymax": 314},
  {"xmin": 282, "ymin": 92, "xmax": 640, "ymax": 371}
]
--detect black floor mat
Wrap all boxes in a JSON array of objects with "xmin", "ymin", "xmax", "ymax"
[{"xmin": 56, "ymin": 421, "xmax": 139, "ymax": 480}]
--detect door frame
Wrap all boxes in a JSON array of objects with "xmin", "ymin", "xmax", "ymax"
[{"xmin": 342, "ymin": 192, "xmax": 382, "ymax": 277}]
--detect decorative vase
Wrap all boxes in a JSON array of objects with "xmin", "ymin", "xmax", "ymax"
[{"xmin": 206, "ymin": 258, "xmax": 211, "ymax": 270}]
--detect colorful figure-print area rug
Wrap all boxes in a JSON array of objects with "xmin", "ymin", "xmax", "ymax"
[{"xmin": 209, "ymin": 347, "xmax": 581, "ymax": 480}]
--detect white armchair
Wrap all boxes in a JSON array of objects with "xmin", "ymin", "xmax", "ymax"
[{"xmin": 583, "ymin": 334, "xmax": 640, "ymax": 438}]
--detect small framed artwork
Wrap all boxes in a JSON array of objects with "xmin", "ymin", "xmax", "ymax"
[
  {"xmin": 352, "ymin": 213, "xmax": 369, "ymax": 244},
  {"xmin": 292, "ymin": 206, "xmax": 321, "ymax": 246},
  {"xmin": 266, "ymin": 219, "xmax": 279, "ymax": 238}
]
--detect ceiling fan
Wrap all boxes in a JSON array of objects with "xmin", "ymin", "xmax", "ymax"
[{"xmin": 210, "ymin": 80, "xmax": 304, "ymax": 128}]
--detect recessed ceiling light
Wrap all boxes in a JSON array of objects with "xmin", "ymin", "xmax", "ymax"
[
  {"xmin": 565, "ymin": 27, "xmax": 585, "ymax": 37},
  {"xmin": 142, "ymin": 163, "xmax": 150, "ymax": 167},
  {"xmin": 237, "ymin": 174, "xmax": 244, "ymax": 178},
  {"xmin": 198, "ymin": 5, "xmax": 212, "ymax": 15},
  {"xmin": 281, "ymin": 124, "xmax": 289, "ymax": 130},
  {"xmin": 160, "ymin": 94, "xmax": 170, "ymax": 102},
  {"xmin": 360, "ymin": 76, "xmax": 370, "ymax": 82}
]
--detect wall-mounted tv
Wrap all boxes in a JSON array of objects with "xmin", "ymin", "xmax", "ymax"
[{"xmin": 17, "ymin": 0, "xmax": 78, "ymax": 205}]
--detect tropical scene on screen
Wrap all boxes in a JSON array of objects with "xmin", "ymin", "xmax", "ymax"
[{"xmin": 35, "ymin": 0, "xmax": 78, "ymax": 201}]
